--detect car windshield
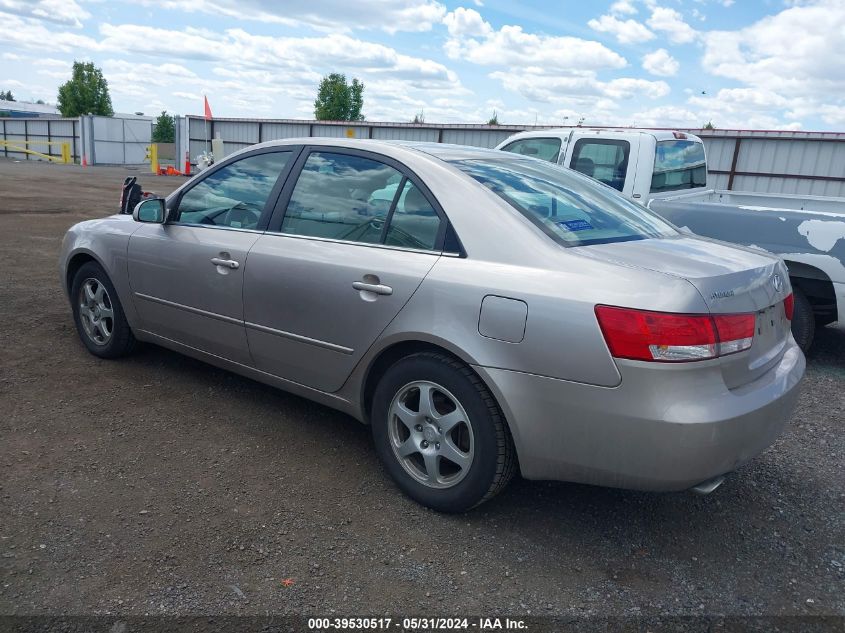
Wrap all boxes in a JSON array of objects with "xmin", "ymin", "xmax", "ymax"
[{"xmin": 450, "ymin": 157, "xmax": 678, "ymax": 247}]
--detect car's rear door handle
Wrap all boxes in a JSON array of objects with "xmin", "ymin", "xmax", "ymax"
[
  {"xmin": 211, "ymin": 257, "xmax": 239, "ymax": 269},
  {"xmin": 353, "ymin": 281, "xmax": 393, "ymax": 296}
]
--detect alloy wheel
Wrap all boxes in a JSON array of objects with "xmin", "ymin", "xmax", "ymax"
[
  {"xmin": 388, "ymin": 380, "xmax": 475, "ymax": 489},
  {"xmin": 78, "ymin": 278, "xmax": 114, "ymax": 345}
]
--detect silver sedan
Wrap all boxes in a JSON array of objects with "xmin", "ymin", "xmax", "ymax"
[{"xmin": 60, "ymin": 139, "xmax": 805, "ymax": 512}]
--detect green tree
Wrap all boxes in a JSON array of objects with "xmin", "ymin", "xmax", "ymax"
[
  {"xmin": 0, "ymin": 90, "xmax": 14, "ymax": 101},
  {"xmin": 487, "ymin": 110, "xmax": 499, "ymax": 125},
  {"xmin": 412, "ymin": 110, "xmax": 425, "ymax": 124},
  {"xmin": 703, "ymin": 120, "xmax": 715, "ymax": 130},
  {"xmin": 152, "ymin": 110, "xmax": 175, "ymax": 143},
  {"xmin": 57, "ymin": 61, "xmax": 114, "ymax": 117},
  {"xmin": 314, "ymin": 73, "xmax": 365, "ymax": 121}
]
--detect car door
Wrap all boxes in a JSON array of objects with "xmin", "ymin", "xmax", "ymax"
[
  {"xmin": 127, "ymin": 147, "xmax": 299, "ymax": 364},
  {"xmin": 243, "ymin": 147, "xmax": 448, "ymax": 393}
]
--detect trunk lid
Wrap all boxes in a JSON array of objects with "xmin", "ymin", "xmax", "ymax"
[{"xmin": 577, "ymin": 235, "xmax": 793, "ymax": 387}]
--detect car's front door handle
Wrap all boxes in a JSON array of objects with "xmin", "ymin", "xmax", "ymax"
[
  {"xmin": 210, "ymin": 257, "xmax": 239, "ymax": 269},
  {"xmin": 352, "ymin": 281, "xmax": 393, "ymax": 296}
]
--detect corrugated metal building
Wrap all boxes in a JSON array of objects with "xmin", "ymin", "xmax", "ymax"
[
  {"xmin": 185, "ymin": 116, "xmax": 845, "ymax": 197},
  {"xmin": 0, "ymin": 101, "xmax": 61, "ymax": 118}
]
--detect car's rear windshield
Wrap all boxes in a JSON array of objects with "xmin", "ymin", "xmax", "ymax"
[{"xmin": 450, "ymin": 157, "xmax": 677, "ymax": 247}]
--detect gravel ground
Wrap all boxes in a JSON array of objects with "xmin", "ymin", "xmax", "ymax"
[{"xmin": 0, "ymin": 160, "xmax": 843, "ymax": 621}]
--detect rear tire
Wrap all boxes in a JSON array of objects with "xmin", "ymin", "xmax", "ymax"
[
  {"xmin": 71, "ymin": 261, "xmax": 136, "ymax": 359},
  {"xmin": 790, "ymin": 286, "xmax": 815, "ymax": 353},
  {"xmin": 371, "ymin": 352, "xmax": 516, "ymax": 513}
]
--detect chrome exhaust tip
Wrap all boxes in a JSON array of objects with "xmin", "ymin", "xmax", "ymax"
[{"xmin": 690, "ymin": 475, "xmax": 726, "ymax": 495}]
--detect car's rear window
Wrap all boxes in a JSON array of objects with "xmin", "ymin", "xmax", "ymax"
[{"xmin": 450, "ymin": 158, "xmax": 677, "ymax": 247}]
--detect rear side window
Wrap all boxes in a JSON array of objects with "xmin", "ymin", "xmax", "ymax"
[
  {"xmin": 500, "ymin": 137, "xmax": 562, "ymax": 162},
  {"xmin": 175, "ymin": 151, "xmax": 292, "ymax": 229},
  {"xmin": 569, "ymin": 139, "xmax": 629, "ymax": 191},
  {"xmin": 651, "ymin": 140, "xmax": 707, "ymax": 193},
  {"xmin": 281, "ymin": 152, "xmax": 441, "ymax": 250},
  {"xmin": 452, "ymin": 158, "xmax": 676, "ymax": 247},
  {"xmin": 385, "ymin": 180, "xmax": 441, "ymax": 251}
]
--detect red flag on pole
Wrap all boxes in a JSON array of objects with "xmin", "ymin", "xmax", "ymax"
[{"xmin": 203, "ymin": 95, "xmax": 213, "ymax": 120}]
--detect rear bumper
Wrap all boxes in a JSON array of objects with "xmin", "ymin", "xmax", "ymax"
[{"xmin": 474, "ymin": 338, "xmax": 805, "ymax": 491}]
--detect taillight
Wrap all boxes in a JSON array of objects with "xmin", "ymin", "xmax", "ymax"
[
  {"xmin": 595, "ymin": 305, "xmax": 755, "ymax": 362},
  {"xmin": 783, "ymin": 293, "xmax": 794, "ymax": 321}
]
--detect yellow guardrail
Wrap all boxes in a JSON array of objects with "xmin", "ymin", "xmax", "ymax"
[{"xmin": 0, "ymin": 139, "xmax": 71, "ymax": 164}]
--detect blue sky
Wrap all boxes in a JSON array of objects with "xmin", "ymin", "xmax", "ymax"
[{"xmin": 1, "ymin": 0, "xmax": 843, "ymax": 130}]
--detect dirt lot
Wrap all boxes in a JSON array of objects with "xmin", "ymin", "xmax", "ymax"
[{"xmin": 0, "ymin": 160, "xmax": 843, "ymax": 621}]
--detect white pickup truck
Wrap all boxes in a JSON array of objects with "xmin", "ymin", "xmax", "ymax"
[{"xmin": 496, "ymin": 128, "xmax": 845, "ymax": 351}]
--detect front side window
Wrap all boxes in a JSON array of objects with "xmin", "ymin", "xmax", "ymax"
[
  {"xmin": 500, "ymin": 137, "xmax": 562, "ymax": 162},
  {"xmin": 452, "ymin": 157, "xmax": 676, "ymax": 247},
  {"xmin": 174, "ymin": 151, "xmax": 292, "ymax": 229},
  {"xmin": 281, "ymin": 152, "xmax": 442, "ymax": 250},
  {"xmin": 651, "ymin": 140, "xmax": 707, "ymax": 193},
  {"xmin": 569, "ymin": 139, "xmax": 630, "ymax": 191}
]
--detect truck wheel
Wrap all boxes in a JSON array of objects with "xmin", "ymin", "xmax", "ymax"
[
  {"xmin": 790, "ymin": 287, "xmax": 815, "ymax": 353},
  {"xmin": 371, "ymin": 352, "xmax": 517, "ymax": 513},
  {"xmin": 71, "ymin": 261, "xmax": 137, "ymax": 359}
]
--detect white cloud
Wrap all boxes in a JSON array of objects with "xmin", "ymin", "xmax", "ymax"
[
  {"xmin": 488, "ymin": 71, "xmax": 669, "ymax": 104},
  {"xmin": 142, "ymin": 0, "xmax": 447, "ymax": 33},
  {"xmin": 1, "ymin": 14, "xmax": 99, "ymax": 52},
  {"xmin": 443, "ymin": 8, "xmax": 627, "ymax": 72},
  {"xmin": 629, "ymin": 105, "xmax": 701, "ymax": 127},
  {"xmin": 647, "ymin": 7, "xmax": 698, "ymax": 43},
  {"xmin": 642, "ymin": 48, "xmax": 679, "ymax": 76},
  {"xmin": 443, "ymin": 6, "xmax": 492, "ymax": 38},
  {"xmin": 683, "ymin": 88, "xmax": 808, "ymax": 129},
  {"xmin": 702, "ymin": 0, "xmax": 845, "ymax": 97},
  {"xmin": 0, "ymin": 0, "xmax": 90, "ymax": 27},
  {"xmin": 92, "ymin": 23, "xmax": 461, "ymax": 89},
  {"xmin": 588, "ymin": 14, "xmax": 655, "ymax": 44},
  {"xmin": 610, "ymin": 0, "xmax": 637, "ymax": 15}
]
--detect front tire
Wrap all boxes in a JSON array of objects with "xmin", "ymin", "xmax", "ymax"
[
  {"xmin": 790, "ymin": 286, "xmax": 815, "ymax": 353},
  {"xmin": 70, "ymin": 261, "xmax": 136, "ymax": 359},
  {"xmin": 371, "ymin": 352, "xmax": 516, "ymax": 512}
]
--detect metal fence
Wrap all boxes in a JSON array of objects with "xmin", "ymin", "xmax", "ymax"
[
  {"xmin": 691, "ymin": 129, "xmax": 845, "ymax": 197},
  {"xmin": 79, "ymin": 115, "xmax": 151, "ymax": 165},
  {"xmin": 186, "ymin": 116, "xmax": 521, "ymax": 160},
  {"xmin": 186, "ymin": 116, "xmax": 845, "ymax": 197},
  {"xmin": 0, "ymin": 115, "xmax": 152, "ymax": 166},
  {"xmin": 3, "ymin": 113, "xmax": 844, "ymax": 197},
  {"xmin": 0, "ymin": 117, "xmax": 79, "ymax": 162}
]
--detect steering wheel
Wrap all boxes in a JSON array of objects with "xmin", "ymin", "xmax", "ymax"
[{"xmin": 226, "ymin": 201, "xmax": 262, "ymax": 229}]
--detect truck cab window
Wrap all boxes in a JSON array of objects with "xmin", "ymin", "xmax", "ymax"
[
  {"xmin": 500, "ymin": 138, "xmax": 562, "ymax": 162},
  {"xmin": 569, "ymin": 139, "xmax": 630, "ymax": 192},
  {"xmin": 650, "ymin": 140, "xmax": 707, "ymax": 193}
]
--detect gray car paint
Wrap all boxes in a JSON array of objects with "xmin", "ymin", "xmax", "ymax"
[
  {"xmin": 59, "ymin": 138, "xmax": 806, "ymax": 491},
  {"xmin": 128, "ymin": 223, "xmax": 261, "ymax": 365},
  {"xmin": 649, "ymin": 199, "xmax": 845, "ymax": 282}
]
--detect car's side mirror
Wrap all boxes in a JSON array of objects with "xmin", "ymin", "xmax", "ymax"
[{"xmin": 133, "ymin": 198, "xmax": 167, "ymax": 224}]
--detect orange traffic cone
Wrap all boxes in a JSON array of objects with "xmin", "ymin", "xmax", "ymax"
[
  {"xmin": 184, "ymin": 152, "xmax": 191, "ymax": 176},
  {"xmin": 81, "ymin": 155, "xmax": 87, "ymax": 167}
]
